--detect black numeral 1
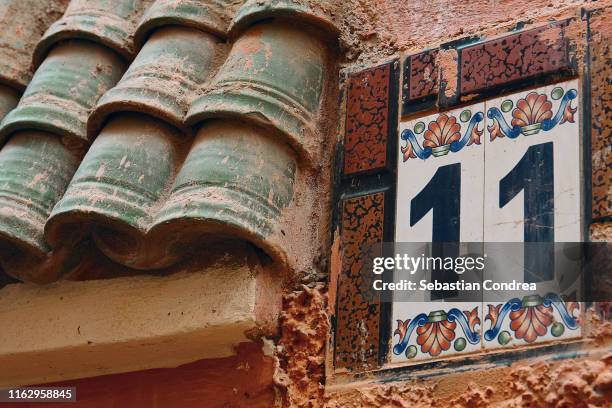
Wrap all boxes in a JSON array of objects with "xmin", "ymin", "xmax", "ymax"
[
  {"xmin": 410, "ymin": 163, "xmax": 461, "ymax": 299},
  {"xmin": 499, "ymin": 142, "xmax": 554, "ymax": 282}
]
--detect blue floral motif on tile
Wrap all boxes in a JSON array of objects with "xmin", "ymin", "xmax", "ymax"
[
  {"xmin": 487, "ymin": 87, "xmax": 577, "ymax": 140},
  {"xmin": 400, "ymin": 110, "xmax": 484, "ymax": 161},
  {"xmin": 484, "ymin": 293, "xmax": 579, "ymax": 345},
  {"xmin": 393, "ymin": 307, "xmax": 480, "ymax": 359}
]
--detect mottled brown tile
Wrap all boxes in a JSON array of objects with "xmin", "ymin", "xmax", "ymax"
[
  {"xmin": 344, "ymin": 64, "xmax": 391, "ymax": 175},
  {"xmin": 589, "ymin": 8, "xmax": 612, "ymax": 219},
  {"xmin": 460, "ymin": 21, "xmax": 572, "ymax": 95},
  {"xmin": 407, "ymin": 50, "xmax": 439, "ymax": 100},
  {"xmin": 335, "ymin": 192, "xmax": 385, "ymax": 371},
  {"xmin": 402, "ymin": 50, "xmax": 439, "ymax": 115}
]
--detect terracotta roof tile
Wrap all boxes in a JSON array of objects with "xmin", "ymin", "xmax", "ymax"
[{"xmin": 0, "ymin": 0, "xmax": 339, "ymax": 282}]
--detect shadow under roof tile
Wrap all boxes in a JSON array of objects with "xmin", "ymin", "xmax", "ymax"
[
  {"xmin": 46, "ymin": 113, "xmax": 187, "ymax": 270},
  {"xmin": 33, "ymin": 0, "xmax": 154, "ymax": 67},
  {"xmin": 0, "ymin": 0, "xmax": 68, "ymax": 91},
  {"xmin": 0, "ymin": 85, "xmax": 20, "ymax": 122},
  {"xmin": 0, "ymin": 130, "xmax": 82, "ymax": 282}
]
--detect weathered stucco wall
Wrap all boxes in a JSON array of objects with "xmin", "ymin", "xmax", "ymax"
[
  {"xmin": 315, "ymin": 0, "xmax": 612, "ymax": 407},
  {"xmin": 326, "ymin": 352, "xmax": 612, "ymax": 407},
  {"xmin": 2, "ymin": 342, "xmax": 276, "ymax": 408},
  {"xmin": 0, "ymin": 1, "xmax": 609, "ymax": 407},
  {"xmin": 338, "ymin": 0, "xmax": 609, "ymax": 66}
]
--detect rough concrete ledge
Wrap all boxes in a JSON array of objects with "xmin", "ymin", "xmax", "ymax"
[{"xmin": 0, "ymin": 244, "xmax": 281, "ymax": 387}]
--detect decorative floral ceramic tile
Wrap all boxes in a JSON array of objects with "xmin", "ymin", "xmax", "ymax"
[
  {"xmin": 482, "ymin": 294, "xmax": 580, "ymax": 348},
  {"xmin": 392, "ymin": 80, "xmax": 583, "ymax": 363},
  {"xmin": 392, "ymin": 302, "xmax": 481, "ymax": 362},
  {"xmin": 482, "ymin": 79, "xmax": 582, "ymax": 349},
  {"xmin": 393, "ymin": 103, "xmax": 485, "ymax": 363},
  {"xmin": 396, "ymin": 102, "xmax": 486, "ymax": 243}
]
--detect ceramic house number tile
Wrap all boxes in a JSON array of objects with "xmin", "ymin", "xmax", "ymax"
[
  {"xmin": 482, "ymin": 79, "xmax": 582, "ymax": 350},
  {"xmin": 396, "ymin": 103, "xmax": 486, "ymax": 243},
  {"xmin": 391, "ymin": 79, "xmax": 583, "ymax": 364},
  {"xmin": 392, "ymin": 103, "xmax": 485, "ymax": 363}
]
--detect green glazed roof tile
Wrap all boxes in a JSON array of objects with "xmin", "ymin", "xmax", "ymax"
[
  {"xmin": 46, "ymin": 113, "xmax": 185, "ymax": 268},
  {"xmin": 33, "ymin": 0, "xmax": 154, "ymax": 67},
  {"xmin": 134, "ymin": 0, "xmax": 243, "ymax": 46},
  {"xmin": 0, "ymin": 40, "xmax": 126, "ymax": 144},
  {"xmin": 89, "ymin": 26, "xmax": 219, "ymax": 135},
  {"xmin": 0, "ymin": 0, "xmax": 338, "ymax": 282},
  {"xmin": 229, "ymin": 0, "xmax": 339, "ymax": 38},
  {"xmin": 0, "ymin": 130, "xmax": 79, "ymax": 281},
  {"xmin": 151, "ymin": 120, "xmax": 298, "ymax": 268},
  {"xmin": 47, "ymin": 118, "xmax": 298, "ymax": 270},
  {"xmin": 186, "ymin": 22, "xmax": 331, "ymax": 165}
]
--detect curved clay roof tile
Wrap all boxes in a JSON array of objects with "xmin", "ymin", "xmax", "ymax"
[
  {"xmin": 228, "ymin": 0, "xmax": 339, "ymax": 39},
  {"xmin": 88, "ymin": 25, "xmax": 219, "ymax": 135},
  {"xmin": 88, "ymin": 0, "xmax": 239, "ymax": 137},
  {"xmin": 32, "ymin": 0, "xmax": 154, "ymax": 68},
  {"xmin": 46, "ymin": 113, "xmax": 187, "ymax": 270},
  {"xmin": 0, "ymin": 0, "xmax": 340, "ymax": 282},
  {"xmin": 134, "ymin": 0, "xmax": 244, "ymax": 47},
  {"xmin": 0, "ymin": 40, "xmax": 126, "ymax": 145},
  {"xmin": 0, "ymin": 130, "xmax": 85, "ymax": 283},
  {"xmin": 186, "ymin": 21, "xmax": 333, "ymax": 166},
  {"xmin": 0, "ymin": 0, "xmax": 68, "ymax": 91}
]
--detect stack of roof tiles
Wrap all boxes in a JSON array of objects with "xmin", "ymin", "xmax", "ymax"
[{"xmin": 0, "ymin": 0, "xmax": 339, "ymax": 283}]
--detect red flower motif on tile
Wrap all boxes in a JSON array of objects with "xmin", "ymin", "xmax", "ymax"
[
  {"xmin": 401, "ymin": 141, "xmax": 416, "ymax": 161},
  {"xmin": 560, "ymin": 100, "xmax": 577, "ymax": 124},
  {"xmin": 416, "ymin": 320, "xmax": 456, "ymax": 356},
  {"xmin": 485, "ymin": 304, "xmax": 502, "ymax": 328},
  {"xmin": 394, "ymin": 319, "xmax": 411, "ymax": 340},
  {"xmin": 464, "ymin": 307, "xmax": 481, "ymax": 333},
  {"xmin": 509, "ymin": 304, "xmax": 553, "ymax": 343},
  {"xmin": 423, "ymin": 114, "xmax": 461, "ymax": 148},
  {"xmin": 467, "ymin": 121, "xmax": 483, "ymax": 146},
  {"xmin": 511, "ymin": 92, "xmax": 553, "ymax": 127}
]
